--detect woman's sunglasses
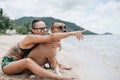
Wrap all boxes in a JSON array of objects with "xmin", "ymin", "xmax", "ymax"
[{"xmin": 33, "ymin": 27, "xmax": 47, "ymax": 31}]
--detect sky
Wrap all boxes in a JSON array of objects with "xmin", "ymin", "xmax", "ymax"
[{"xmin": 0, "ymin": 0, "xmax": 120, "ymax": 34}]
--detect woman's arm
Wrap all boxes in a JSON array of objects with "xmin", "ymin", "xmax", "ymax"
[
  {"xmin": 27, "ymin": 30, "xmax": 86, "ymax": 44},
  {"xmin": 51, "ymin": 30, "xmax": 86, "ymax": 41}
]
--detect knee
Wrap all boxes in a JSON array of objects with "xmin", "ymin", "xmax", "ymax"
[{"xmin": 24, "ymin": 58, "xmax": 34, "ymax": 65}]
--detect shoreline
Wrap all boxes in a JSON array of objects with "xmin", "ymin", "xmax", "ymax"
[{"xmin": 1, "ymin": 35, "xmax": 120, "ymax": 80}]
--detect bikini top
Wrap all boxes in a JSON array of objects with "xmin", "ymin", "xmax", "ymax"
[{"xmin": 17, "ymin": 43, "xmax": 38, "ymax": 57}]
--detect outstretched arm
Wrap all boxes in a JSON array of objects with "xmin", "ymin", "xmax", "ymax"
[{"xmin": 27, "ymin": 30, "xmax": 86, "ymax": 44}]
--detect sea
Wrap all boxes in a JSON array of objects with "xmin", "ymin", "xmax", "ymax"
[
  {"xmin": 61, "ymin": 35, "xmax": 120, "ymax": 80},
  {"xmin": 62, "ymin": 35, "xmax": 120, "ymax": 66}
]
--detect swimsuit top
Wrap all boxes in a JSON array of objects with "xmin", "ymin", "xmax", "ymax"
[{"xmin": 17, "ymin": 43, "xmax": 38, "ymax": 57}]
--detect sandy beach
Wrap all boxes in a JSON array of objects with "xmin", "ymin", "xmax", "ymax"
[
  {"xmin": 0, "ymin": 35, "xmax": 80, "ymax": 80},
  {"xmin": 0, "ymin": 35, "xmax": 120, "ymax": 80}
]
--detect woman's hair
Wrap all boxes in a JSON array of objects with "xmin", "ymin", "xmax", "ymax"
[
  {"xmin": 30, "ymin": 19, "xmax": 41, "ymax": 34},
  {"xmin": 31, "ymin": 19, "xmax": 41, "ymax": 28}
]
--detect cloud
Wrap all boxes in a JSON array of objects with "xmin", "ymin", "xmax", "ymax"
[
  {"xmin": 0, "ymin": 0, "xmax": 120, "ymax": 34},
  {"xmin": 80, "ymin": 1, "xmax": 120, "ymax": 34},
  {"xmin": 1, "ymin": 0, "xmax": 96, "ymax": 18}
]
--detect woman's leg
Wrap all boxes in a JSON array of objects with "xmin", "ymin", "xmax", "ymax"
[{"xmin": 3, "ymin": 58, "xmax": 76, "ymax": 80}]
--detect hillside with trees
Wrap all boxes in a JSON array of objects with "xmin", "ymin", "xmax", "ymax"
[{"xmin": 15, "ymin": 17, "xmax": 97, "ymax": 35}]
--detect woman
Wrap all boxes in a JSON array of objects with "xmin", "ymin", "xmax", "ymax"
[{"xmin": 1, "ymin": 19, "xmax": 85, "ymax": 80}]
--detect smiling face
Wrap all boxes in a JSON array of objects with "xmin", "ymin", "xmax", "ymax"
[
  {"xmin": 32, "ymin": 20, "xmax": 47, "ymax": 35},
  {"xmin": 50, "ymin": 22, "xmax": 67, "ymax": 33}
]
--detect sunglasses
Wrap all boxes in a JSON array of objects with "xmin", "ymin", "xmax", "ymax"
[{"xmin": 33, "ymin": 27, "xmax": 47, "ymax": 31}]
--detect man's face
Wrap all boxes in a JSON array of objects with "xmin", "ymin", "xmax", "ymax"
[{"xmin": 32, "ymin": 21, "xmax": 47, "ymax": 35}]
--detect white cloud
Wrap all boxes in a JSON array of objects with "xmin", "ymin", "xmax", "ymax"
[
  {"xmin": 0, "ymin": 0, "xmax": 120, "ymax": 34},
  {"xmin": 0, "ymin": 0, "xmax": 5, "ymax": 8},
  {"xmin": 1, "ymin": 0, "xmax": 96, "ymax": 18},
  {"xmin": 80, "ymin": 1, "xmax": 120, "ymax": 34}
]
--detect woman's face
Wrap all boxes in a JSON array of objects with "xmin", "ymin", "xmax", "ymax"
[{"xmin": 32, "ymin": 21, "xmax": 47, "ymax": 35}]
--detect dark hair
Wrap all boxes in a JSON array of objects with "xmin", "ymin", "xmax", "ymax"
[{"xmin": 31, "ymin": 19, "xmax": 41, "ymax": 28}]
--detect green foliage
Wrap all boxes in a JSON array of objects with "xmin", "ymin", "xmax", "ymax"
[
  {"xmin": 15, "ymin": 26, "xmax": 28, "ymax": 34},
  {"xmin": 0, "ymin": 8, "xmax": 15, "ymax": 34},
  {"xmin": 0, "ymin": 8, "xmax": 3, "ymax": 16},
  {"xmin": 23, "ymin": 22, "xmax": 31, "ymax": 32},
  {"xmin": 0, "ymin": 29, "xmax": 5, "ymax": 34},
  {"xmin": 0, "ymin": 20, "xmax": 5, "ymax": 29}
]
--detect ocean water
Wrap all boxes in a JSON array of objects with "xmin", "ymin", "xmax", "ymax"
[{"xmin": 63, "ymin": 35, "xmax": 120, "ymax": 70}]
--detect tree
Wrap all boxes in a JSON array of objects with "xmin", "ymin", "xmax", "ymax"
[
  {"xmin": 24, "ymin": 22, "xmax": 31, "ymax": 32},
  {"xmin": 0, "ymin": 20, "xmax": 6, "ymax": 33},
  {"xmin": 15, "ymin": 26, "xmax": 28, "ymax": 34},
  {"xmin": 0, "ymin": 8, "xmax": 15, "ymax": 34},
  {"xmin": 0, "ymin": 8, "xmax": 3, "ymax": 16}
]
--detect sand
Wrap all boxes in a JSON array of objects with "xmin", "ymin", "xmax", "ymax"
[
  {"xmin": 0, "ymin": 35, "xmax": 80, "ymax": 80},
  {"xmin": 1, "ymin": 35, "xmax": 120, "ymax": 80}
]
